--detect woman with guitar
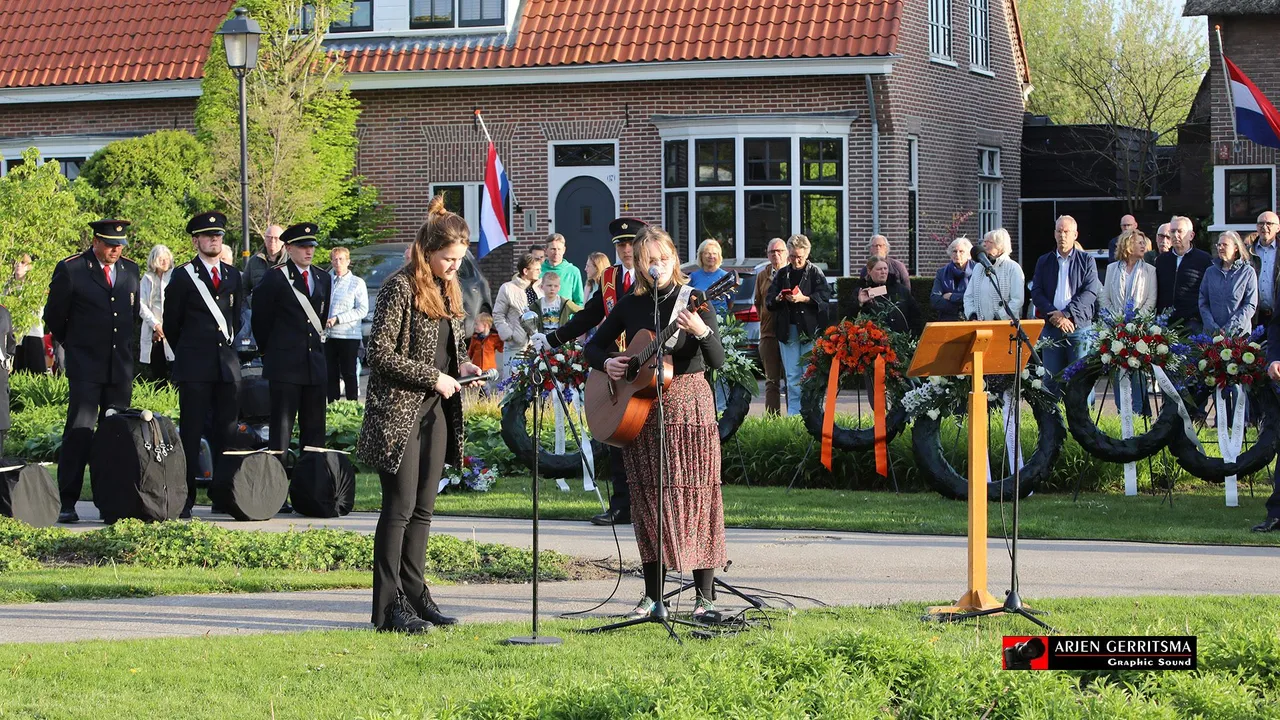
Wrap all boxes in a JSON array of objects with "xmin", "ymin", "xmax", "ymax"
[{"xmin": 585, "ymin": 225, "xmax": 728, "ymax": 622}]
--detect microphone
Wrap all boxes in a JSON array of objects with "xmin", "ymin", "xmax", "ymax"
[
  {"xmin": 519, "ymin": 308, "xmax": 539, "ymax": 335},
  {"xmin": 972, "ymin": 248, "xmax": 995, "ymax": 273},
  {"xmin": 648, "ymin": 265, "xmax": 661, "ymax": 280},
  {"xmin": 457, "ymin": 369, "xmax": 498, "ymax": 385}
]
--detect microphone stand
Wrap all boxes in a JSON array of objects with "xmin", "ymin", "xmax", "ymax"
[
  {"xmin": 951, "ymin": 253, "xmax": 1053, "ymax": 632},
  {"xmin": 507, "ymin": 315, "xmax": 563, "ymax": 646}
]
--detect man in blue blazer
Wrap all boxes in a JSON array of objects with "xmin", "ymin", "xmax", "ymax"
[
  {"xmin": 1154, "ymin": 216, "xmax": 1212, "ymax": 335},
  {"xmin": 1256, "ymin": 315, "xmax": 1280, "ymax": 533},
  {"xmin": 1031, "ymin": 215, "xmax": 1101, "ymax": 398}
]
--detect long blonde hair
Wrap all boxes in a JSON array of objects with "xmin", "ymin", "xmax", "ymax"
[
  {"xmin": 408, "ymin": 195, "xmax": 468, "ymax": 319},
  {"xmin": 585, "ymin": 252, "xmax": 610, "ymax": 292},
  {"xmin": 632, "ymin": 226, "xmax": 689, "ymax": 297}
]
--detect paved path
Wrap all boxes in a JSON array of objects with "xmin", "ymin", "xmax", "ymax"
[{"xmin": 1, "ymin": 502, "xmax": 1277, "ymax": 644}]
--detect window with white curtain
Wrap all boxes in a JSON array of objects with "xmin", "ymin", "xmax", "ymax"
[
  {"xmin": 929, "ymin": 0, "xmax": 953, "ymax": 61},
  {"xmin": 969, "ymin": 0, "xmax": 990, "ymax": 71},
  {"xmin": 977, "ymin": 147, "xmax": 1002, "ymax": 236}
]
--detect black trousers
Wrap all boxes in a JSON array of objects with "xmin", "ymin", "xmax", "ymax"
[
  {"xmin": 14, "ymin": 336, "xmax": 46, "ymax": 375},
  {"xmin": 143, "ymin": 344, "xmax": 170, "ymax": 384},
  {"xmin": 178, "ymin": 380, "xmax": 240, "ymax": 512},
  {"xmin": 372, "ymin": 397, "xmax": 446, "ymax": 626},
  {"xmin": 325, "ymin": 338, "xmax": 360, "ymax": 402},
  {"xmin": 58, "ymin": 378, "xmax": 132, "ymax": 511},
  {"xmin": 609, "ymin": 450, "xmax": 631, "ymax": 514},
  {"xmin": 1266, "ymin": 466, "xmax": 1280, "ymax": 521},
  {"xmin": 269, "ymin": 382, "xmax": 327, "ymax": 452}
]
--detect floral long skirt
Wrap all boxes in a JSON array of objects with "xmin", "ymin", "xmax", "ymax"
[{"xmin": 622, "ymin": 372, "xmax": 727, "ymax": 571}]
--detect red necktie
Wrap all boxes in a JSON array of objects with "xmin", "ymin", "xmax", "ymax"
[
  {"xmin": 103, "ymin": 265, "xmax": 113, "ymax": 288},
  {"xmin": 302, "ymin": 269, "xmax": 310, "ymax": 294},
  {"xmin": 622, "ymin": 270, "xmax": 632, "ymax": 293},
  {"xmin": 211, "ymin": 266, "xmax": 221, "ymax": 291}
]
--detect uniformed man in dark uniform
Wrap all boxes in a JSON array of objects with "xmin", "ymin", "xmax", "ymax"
[
  {"xmin": 45, "ymin": 219, "xmax": 141, "ymax": 523},
  {"xmin": 251, "ymin": 222, "xmax": 331, "ymax": 456},
  {"xmin": 532, "ymin": 217, "xmax": 645, "ymax": 525},
  {"xmin": 163, "ymin": 212, "xmax": 245, "ymax": 518}
]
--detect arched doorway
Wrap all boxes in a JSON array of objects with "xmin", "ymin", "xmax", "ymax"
[{"xmin": 554, "ymin": 176, "xmax": 616, "ymax": 270}]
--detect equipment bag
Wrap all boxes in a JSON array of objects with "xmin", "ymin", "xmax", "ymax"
[
  {"xmin": 290, "ymin": 447, "xmax": 356, "ymax": 518},
  {"xmin": 0, "ymin": 460, "xmax": 59, "ymax": 528},
  {"xmin": 89, "ymin": 409, "xmax": 186, "ymax": 523},
  {"xmin": 209, "ymin": 450, "xmax": 287, "ymax": 521}
]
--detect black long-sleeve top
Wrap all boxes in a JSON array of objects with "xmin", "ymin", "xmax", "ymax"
[{"xmin": 585, "ymin": 284, "xmax": 725, "ymax": 375}]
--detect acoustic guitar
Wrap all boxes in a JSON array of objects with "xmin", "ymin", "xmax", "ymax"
[{"xmin": 585, "ymin": 273, "xmax": 739, "ymax": 447}]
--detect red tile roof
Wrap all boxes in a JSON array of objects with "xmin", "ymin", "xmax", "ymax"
[
  {"xmin": 341, "ymin": 0, "xmax": 902, "ymax": 73},
  {"xmin": 0, "ymin": 0, "xmax": 234, "ymax": 89},
  {"xmin": 0, "ymin": 0, "xmax": 901, "ymax": 90}
]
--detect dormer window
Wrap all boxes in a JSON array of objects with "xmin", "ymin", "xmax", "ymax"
[
  {"xmin": 411, "ymin": 0, "xmax": 504, "ymax": 29},
  {"xmin": 299, "ymin": 1, "xmax": 373, "ymax": 33}
]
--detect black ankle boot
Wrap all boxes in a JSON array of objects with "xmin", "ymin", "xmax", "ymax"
[
  {"xmin": 412, "ymin": 587, "xmax": 458, "ymax": 626},
  {"xmin": 379, "ymin": 591, "xmax": 433, "ymax": 634}
]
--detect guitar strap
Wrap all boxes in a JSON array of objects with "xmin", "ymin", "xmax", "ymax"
[
  {"xmin": 664, "ymin": 284, "xmax": 695, "ymax": 350},
  {"xmin": 185, "ymin": 264, "xmax": 232, "ymax": 344}
]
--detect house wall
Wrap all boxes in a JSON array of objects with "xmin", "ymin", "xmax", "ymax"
[
  {"xmin": 0, "ymin": 98, "xmax": 196, "ymax": 138},
  {"xmin": 880, "ymin": 0, "xmax": 1026, "ymax": 268},
  {"xmin": 1206, "ymin": 14, "xmax": 1280, "ymax": 231}
]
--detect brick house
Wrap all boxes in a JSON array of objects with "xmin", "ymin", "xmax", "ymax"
[
  {"xmin": 1184, "ymin": 0, "xmax": 1280, "ymax": 233},
  {"xmin": 0, "ymin": 0, "xmax": 1030, "ymax": 283}
]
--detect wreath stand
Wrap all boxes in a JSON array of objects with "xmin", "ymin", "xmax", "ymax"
[{"xmin": 907, "ymin": 319, "xmax": 1046, "ymax": 622}]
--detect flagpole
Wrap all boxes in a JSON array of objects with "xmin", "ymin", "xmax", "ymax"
[
  {"xmin": 1216, "ymin": 25, "xmax": 1240, "ymax": 146},
  {"xmin": 473, "ymin": 109, "xmax": 520, "ymax": 210}
]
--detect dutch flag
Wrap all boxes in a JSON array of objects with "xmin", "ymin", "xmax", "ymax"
[
  {"xmin": 478, "ymin": 142, "xmax": 510, "ymax": 258},
  {"xmin": 1226, "ymin": 56, "xmax": 1280, "ymax": 149}
]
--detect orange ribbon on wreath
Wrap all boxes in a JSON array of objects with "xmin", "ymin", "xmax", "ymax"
[
  {"xmin": 820, "ymin": 360, "xmax": 840, "ymax": 471},
  {"xmin": 872, "ymin": 354, "xmax": 888, "ymax": 477}
]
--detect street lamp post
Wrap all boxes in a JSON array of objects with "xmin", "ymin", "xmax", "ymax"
[{"xmin": 216, "ymin": 7, "xmax": 262, "ymax": 266}]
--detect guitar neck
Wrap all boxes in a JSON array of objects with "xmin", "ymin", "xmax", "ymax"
[{"xmin": 634, "ymin": 315, "xmax": 683, "ymax": 367}]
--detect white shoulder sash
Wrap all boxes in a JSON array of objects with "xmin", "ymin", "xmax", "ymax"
[
  {"xmin": 279, "ymin": 265, "xmax": 326, "ymax": 342},
  {"xmin": 185, "ymin": 264, "xmax": 232, "ymax": 344}
]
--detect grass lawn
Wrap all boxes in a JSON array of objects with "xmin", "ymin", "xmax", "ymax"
[
  {"xmin": 0, "ymin": 596, "xmax": 1277, "ymax": 719},
  {"xmin": 350, "ymin": 474, "xmax": 1280, "ymax": 547},
  {"xmin": 0, "ymin": 566, "xmax": 371, "ymax": 604}
]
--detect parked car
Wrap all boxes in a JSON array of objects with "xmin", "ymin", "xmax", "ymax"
[{"xmin": 348, "ymin": 242, "xmax": 492, "ymax": 340}]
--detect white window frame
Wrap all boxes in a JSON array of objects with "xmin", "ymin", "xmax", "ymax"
[
  {"xmin": 928, "ymin": 0, "xmax": 954, "ymax": 63},
  {"xmin": 969, "ymin": 0, "xmax": 991, "ymax": 74},
  {"xmin": 1210, "ymin": 164, "xmax": 1277, "ymax": 232},
  {"xmin": 428, "ymin": 182, "xmax": 485, "ymax": 243},
  {"xmin": 907, "ymin": 136, "xmax": 920, "ymax": 274},
  {"xmin": 655, "ymin": 115, "xmax": 853, "ymax": 275},
  {"xmin": 0, "ymin": 135, "xmax": 115, "ymax": 177},
  {"xmin": 325, "ymin": 0, "xmax": 516, "ymax": 38},
  {"xmin": 546, "ymin": 139, "xmax": 621, "ymax": 241},
  {"xmin": 977, "ymin": 146, "xmax": 1002, "ymax": 238}
]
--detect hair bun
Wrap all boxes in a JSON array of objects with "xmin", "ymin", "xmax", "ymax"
[{"xmin": 427, "ymin": 194, "xmax": 448, "ymax": 219}]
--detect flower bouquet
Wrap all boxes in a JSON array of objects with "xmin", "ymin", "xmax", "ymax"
[
  {"xmin": 497, "ymin": 342, "xmax": 589, "ymax": 405},
  {"xmin": 1189, "ymin": 328, "xmax": 1267, "ymax": 389},
  {"xmin": 441, "ymin": 455, "xmax": 497, "ymax": 493}
]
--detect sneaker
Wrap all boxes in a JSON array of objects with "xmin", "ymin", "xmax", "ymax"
[
  {"xmin": 692, "ymin": 597, "xmax": 717, "ymax": 622},
  {"xmin": 378, "ymin": 591, "xmax": 433, "ymax": 635},
  {"xmin": 626, "ymin": 595, "xmax": 657, "ymax": 620}
]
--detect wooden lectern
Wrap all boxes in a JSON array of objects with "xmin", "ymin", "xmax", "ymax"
[{"xmin": 907, "ymin": 319, "xmax": 1044, "ymax": 616}]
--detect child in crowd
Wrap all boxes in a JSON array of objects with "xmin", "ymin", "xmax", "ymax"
[
  {"xmin": 533, "ymin": 272, "xmax": 581, "ymax": 334},
  {"xmin": 467, "ymin": 312, "xmax": 504, "ymax": 395}
]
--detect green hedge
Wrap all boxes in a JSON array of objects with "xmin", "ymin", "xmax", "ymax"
[
  {"xmin": 0, "ymin": 516, "xmax": 569, "ymax": 581},
  {"xmin": 6, "ymin": 375, "xmax": 180, "ymax": 459}
]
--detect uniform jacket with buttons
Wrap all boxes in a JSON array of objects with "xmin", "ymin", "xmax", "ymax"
[
  {"xmin": 251, "ymin": 259, "xmax": 331, "ymax": 386},
  {"xmin": 44, "ymin": 249, "xmax": 140, "ymax": 384},
  {"xmin": 163, "ymin": 259, "xmax": 244, "ymax": 384}
]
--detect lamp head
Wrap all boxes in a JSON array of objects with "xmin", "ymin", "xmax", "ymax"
[{"xmin": 218, "ymin": 7, "xmax": 262, "ymax": 72}]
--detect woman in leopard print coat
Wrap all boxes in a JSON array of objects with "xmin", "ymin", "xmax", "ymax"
[{"xmin": 358, "ymin": 196, "xmax": 481, "ymax": 634}]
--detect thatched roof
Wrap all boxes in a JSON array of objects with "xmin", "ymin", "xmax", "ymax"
[{"xmin": 1184, "ymin": 0, "xmax": 1280, "ymax": 16}]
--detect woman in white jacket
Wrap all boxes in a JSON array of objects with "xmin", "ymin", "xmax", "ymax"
[
  {"xmin": 963, "ymin": 228, "xmax": 1024, "ymax": 321},
  {"xmin": 491, "ymin": 252, "xmax": 542, "ymax": 379},
  {"xmin": 1102, "ymin": 229, "xmax": 1157, "ymax": 415},
  {"xmin": 138, "ymin": 244, "xmax": 175, "ymax": 381}
]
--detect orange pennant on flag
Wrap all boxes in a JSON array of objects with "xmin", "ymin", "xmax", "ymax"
[
  {"xmin": 820, "ymin": 360, "xmax": 840, "ymax": 471},
  {"xmin": 873, "ymin": 355, "xmax": 889, "ymax": 477}
]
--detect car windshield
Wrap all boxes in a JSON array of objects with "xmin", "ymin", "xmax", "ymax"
[{"xmin": 349, "ymin": 249, "xmax": 407, "ymax": 290}]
